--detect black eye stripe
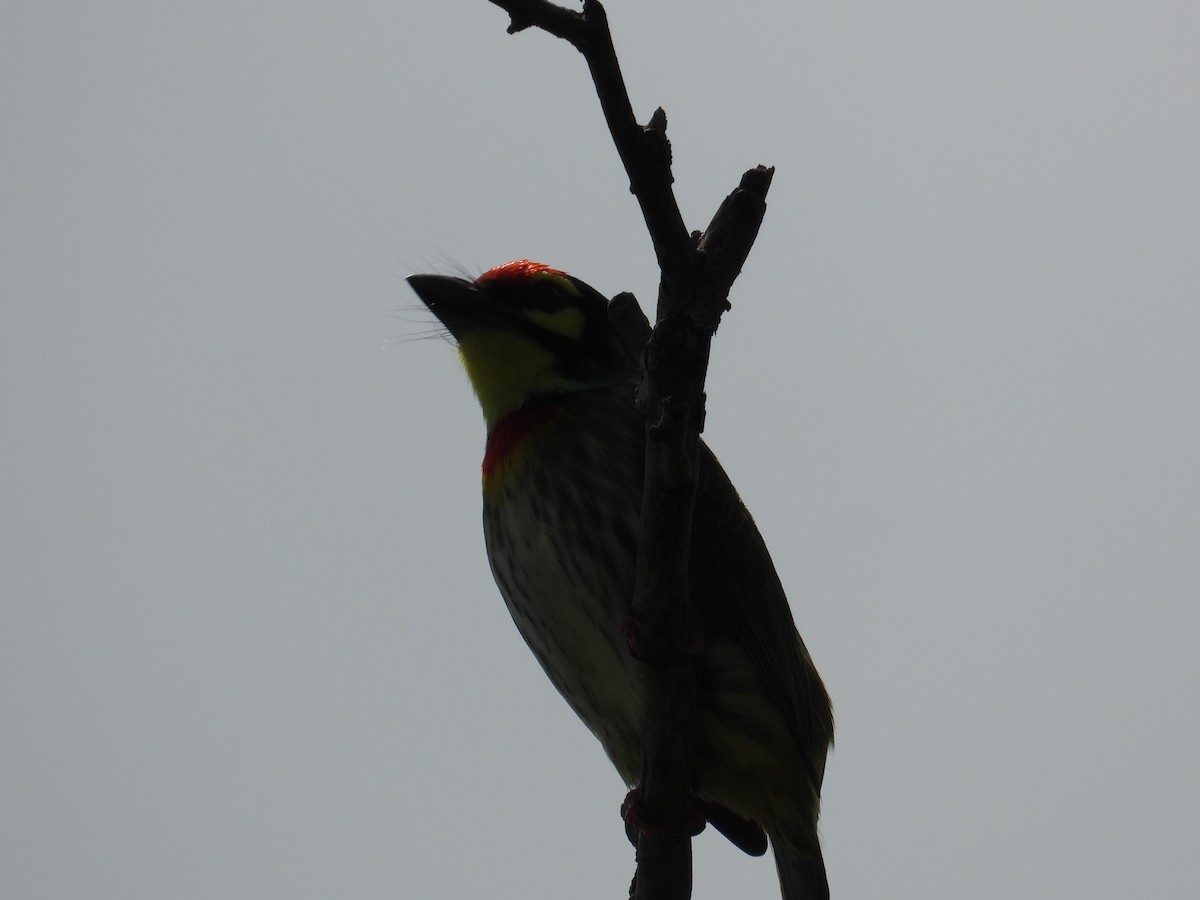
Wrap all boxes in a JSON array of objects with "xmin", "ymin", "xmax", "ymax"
[{"xmin": 526, "ymin": 281, "xmax": 562, "ymax": 309}]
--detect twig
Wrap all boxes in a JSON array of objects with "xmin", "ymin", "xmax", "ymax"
[{"xmin": 485, "ymin": 3, "xmax": 773, "ymax": 898}]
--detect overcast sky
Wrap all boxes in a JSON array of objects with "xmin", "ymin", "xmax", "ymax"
[{"xmin": 3, "ymin": 2, "xmax": 1198, "ymax": 898}]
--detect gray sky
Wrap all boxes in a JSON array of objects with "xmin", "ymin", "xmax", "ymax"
[{"xmin": 3, "ymin": 2, "xmax": 1198, "ymax": 898}]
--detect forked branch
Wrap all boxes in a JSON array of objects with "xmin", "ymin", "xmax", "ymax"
[{"xmin": 484, "ymin": 3, "xmax": 773, "ymax": 899}]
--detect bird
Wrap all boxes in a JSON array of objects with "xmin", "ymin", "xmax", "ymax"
[{"xmin": 408, "ymin": 259, "xmax": 833, "ymax": 900}]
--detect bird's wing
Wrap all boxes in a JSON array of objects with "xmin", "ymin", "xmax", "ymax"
[{"xmin": 689, "ymin": 441, "xmax": 833, "ymax": 783}]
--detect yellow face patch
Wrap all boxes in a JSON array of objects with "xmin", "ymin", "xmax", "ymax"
[
  {"xmin": 528, "ymin": 270, "xmax": 581, "ymax": 296},
  {"xmin": 457, "ymin": 331, "xmax": 564, "ymax": 428},
  {"xmin": 523, "ymin": 306, "xmax": 585, "ymax": 339}
]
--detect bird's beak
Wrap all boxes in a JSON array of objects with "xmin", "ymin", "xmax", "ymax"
[
  {"xmin": 409, "ymin": 273, "xmax": 531, "ymax": 341},
  {"xmin": 408, "ymin": 273, "xmax": 508, "ymax": 340}
]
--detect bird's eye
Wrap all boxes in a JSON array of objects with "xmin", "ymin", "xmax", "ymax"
[{"xmin": 526, "ymin": 280, "xmax": 561, "ymax": 310}]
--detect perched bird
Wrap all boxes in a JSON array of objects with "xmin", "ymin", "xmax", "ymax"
[{"xmin": 408, "ymin": 260, "xmax": 833, "ymax": 900}]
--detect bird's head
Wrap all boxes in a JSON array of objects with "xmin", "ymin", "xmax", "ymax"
[{"xmin": 408, "ymin": 260, "xmax": 629, "ymax": 430}]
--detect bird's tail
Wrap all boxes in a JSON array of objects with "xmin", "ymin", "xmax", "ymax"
[{"xmin": 772, "ymin": 839, "xmax": 829, "ymax": 900}]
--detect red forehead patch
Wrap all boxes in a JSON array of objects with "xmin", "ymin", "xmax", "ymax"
[{"xmin": 476, "ymin": 259, "xmax": 567, "ymax": 285}]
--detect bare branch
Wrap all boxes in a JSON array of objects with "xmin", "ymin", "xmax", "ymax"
[
  {"xmin": 484, "ymin": 4, "xmax": 774, "ymax": 899},
  {"xmin": 488, "ymin": 0, "xmax": 692, "ymax": 275}
]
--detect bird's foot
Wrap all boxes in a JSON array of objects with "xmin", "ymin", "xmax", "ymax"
[{"xmin": 620, "ymin": 788, "xmax": 707, "ymax": 847}]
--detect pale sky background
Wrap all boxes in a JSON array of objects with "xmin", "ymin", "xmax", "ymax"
[{"xmin": 3, "ymin": 2, "xmax": 1198, "ymax": 898}]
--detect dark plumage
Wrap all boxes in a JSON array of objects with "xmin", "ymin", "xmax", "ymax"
[{"xmin": 409, "ymin": 261, "xmax": 833, "ymax": 899}]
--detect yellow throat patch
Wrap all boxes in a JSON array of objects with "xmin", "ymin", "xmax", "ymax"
[
  {"xmin": 457, "ymin": 330, "xmax": 561, "ymax": 429},
  {"xmin": 456, "ymin": 306, "xmax": 585, "ymax": 429}
]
